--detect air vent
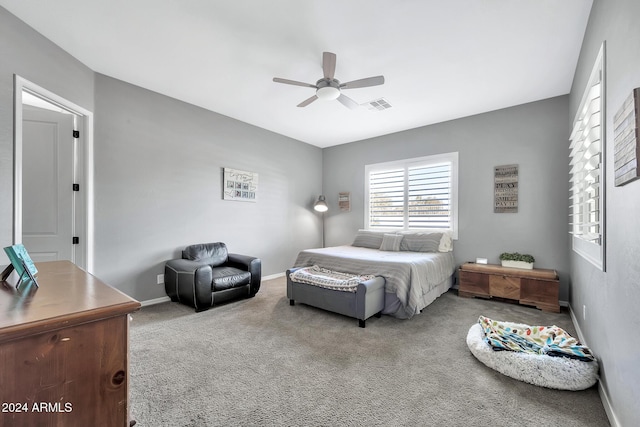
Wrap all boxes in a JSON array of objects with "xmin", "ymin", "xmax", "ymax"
[{"xmin": 364, "ymin": 98, "xmax": 392, "ymax": 111}]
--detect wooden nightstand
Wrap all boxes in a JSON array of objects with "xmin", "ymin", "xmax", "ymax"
[{"xmin": 458, "ymin": 262, "xmax": 560, "ymax": 312}]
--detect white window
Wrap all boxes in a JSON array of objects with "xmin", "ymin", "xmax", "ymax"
[
  {"xmin": 569, "ymin": 43, "xmax": 605, "ymax": 271},
  {"xmin": 365, "ymin": 152, "xmax": 458, "ymax": 238}
]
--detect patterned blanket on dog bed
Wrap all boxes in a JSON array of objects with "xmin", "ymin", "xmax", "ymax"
[
  {"xmin": 289, "ymin": 266, "xmax": 376, "ymax": 292},
  {"xmin": 479, "ymin": 316, "xmax": 595, "ymax": 362}
]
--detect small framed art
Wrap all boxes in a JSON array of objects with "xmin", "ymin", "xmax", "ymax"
[{"xmin": 223, "ymin": 168, "xmax": 258, "ymax": 202}]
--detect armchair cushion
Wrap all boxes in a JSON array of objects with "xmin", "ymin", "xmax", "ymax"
[
  {"xmin": 183, "ymin": 242, "xmax": 228, "ymax": 267},
  {"xmin": 212, "ymin": 267, "xmax": 251, "ymax": 291}
]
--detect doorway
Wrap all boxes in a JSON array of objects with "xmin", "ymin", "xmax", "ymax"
[{"xmin": 13, "ymin": 76, "xmax": 94, "ymax": 272}]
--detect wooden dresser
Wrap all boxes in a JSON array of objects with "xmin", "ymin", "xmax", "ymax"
[
  {"xmin": 458, "ymin": 262, "xmax": 560, "ymax": 312},
  {"xmin": 0, "ymin": 261, "xmax": 140, "ymax": 427}
]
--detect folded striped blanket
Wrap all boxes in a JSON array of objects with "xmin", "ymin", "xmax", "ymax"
[
  {"xmin": 289, "ymin": 266, "xmax": 375, "ymax": 293},
  {"xmin": 479, "ymin": 316, "xmax": 595, "ymax": 362}
]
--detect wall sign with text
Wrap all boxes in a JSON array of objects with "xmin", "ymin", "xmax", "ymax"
[
  {"xmin": 613, "ymin": 88, "xmax": 640, "ymax": 186},
  {"xmin": 494, "ymin": 164, "xmax": 518, "ymax": 213}
]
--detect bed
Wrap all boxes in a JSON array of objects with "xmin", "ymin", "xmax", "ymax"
[{"xmin": 293, "ymin": 230, "xmax": 456, "ymax": 319}]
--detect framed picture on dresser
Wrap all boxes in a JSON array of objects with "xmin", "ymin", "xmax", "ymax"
[{"xmin": 2, "ymin": 243, "xmax": 38, "ymax": 287}]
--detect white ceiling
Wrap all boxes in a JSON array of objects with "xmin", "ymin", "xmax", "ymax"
[{"xmin": 1, "ymin": 0, "xmax": 593, "ymax": 148}]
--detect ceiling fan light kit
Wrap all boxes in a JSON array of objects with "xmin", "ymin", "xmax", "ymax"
[
  {"xmin": 316, "ymin": 80, "xmax": 341, "ymax": 100},
  {"xmin": 273, "ymin": 52, "xmax": 384, "ymax": 109}
]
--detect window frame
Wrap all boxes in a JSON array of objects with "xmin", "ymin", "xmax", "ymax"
[
  {"xmin": 364, "ymin": 152, "xmax": 459, "ymax": 239},
  {"xmin": 569, "ymin": 42, "xmax": 606, "ymax": 271}
]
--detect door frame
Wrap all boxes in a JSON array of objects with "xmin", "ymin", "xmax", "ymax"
[{"xmin": 13, "ymin": 75, "xmax": 94, "ymax": 272}]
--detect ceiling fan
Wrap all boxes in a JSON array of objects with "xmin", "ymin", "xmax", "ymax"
[{"xmin": 273, "ymin": 52, "xmax": 384, "ymax": 109}]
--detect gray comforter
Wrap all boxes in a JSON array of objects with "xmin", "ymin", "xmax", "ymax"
[{"xmin": 294, "ymin": 245, "xmax": 455, "ymax": 319}]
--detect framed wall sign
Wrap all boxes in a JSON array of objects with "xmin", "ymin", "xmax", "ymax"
[
  {"xmin": 613, "ymin": 88, "xmax": 640, "ymax": 186},
  {"xmin": 338, "ymin": 192, "xmax": 351, "ymax": 211},
  {"xmin": 223, "ymin": 168, "xmax": 258, "ymax": 202},
  {"xmin": 494, "ymin": 164, "xmax": 518, "ymax": 213}
]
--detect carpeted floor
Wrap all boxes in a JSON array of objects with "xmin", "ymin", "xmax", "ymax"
[{"xmin": 129, "ymin": 276, "xmax": 610, "ymax": 426}]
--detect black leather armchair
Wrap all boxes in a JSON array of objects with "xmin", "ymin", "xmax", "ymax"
[{"xmin": 164, "ymin": 242, "xmax": 261, "ymax": 312}]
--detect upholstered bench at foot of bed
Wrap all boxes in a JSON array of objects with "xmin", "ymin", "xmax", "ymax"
[{"xmin": 286, "ymin": 268, "xmax": 385, "ymax": 328}]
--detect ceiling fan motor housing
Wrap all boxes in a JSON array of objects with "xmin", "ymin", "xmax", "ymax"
[{"xmin": 316, "ymin": 78, "xmax": 341, "ymax": 100}]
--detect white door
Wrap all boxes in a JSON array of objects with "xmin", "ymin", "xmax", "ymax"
[{"xmin": 22, "ymin": 106, "xmax": 75, "ymax": 263}]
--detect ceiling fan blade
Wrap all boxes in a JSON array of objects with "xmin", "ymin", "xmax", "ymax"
[
  {"xmin": 337, "ymin": 94, "xmax": 359, "ymax": 110},
  {"xmin": 323, "ymin": 52, "xmax": 337, "ymax": 80},
  {"xmin": 273, "ymin": 77, "xmax": 316, "ymax": 88},
  {"xmin": 340, "ymin": 75, "xmax": 385, "ymax": 89},
  {"xmin": 297, "ymin": 95, "xmax": 318, "ymax": 107}
]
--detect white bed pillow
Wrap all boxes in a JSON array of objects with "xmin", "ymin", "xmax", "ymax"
[
  {"xmin": 380, "ymin": 233, "xmax": 403, "ymax": 251},
  {"xmin": 438, "ymin": 232, "xmax": 453, "ymax": 252}
]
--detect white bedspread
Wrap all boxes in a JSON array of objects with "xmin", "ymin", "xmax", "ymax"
[{"xmin": 294, "ymin": 246, "xmax": 455, "ymax": 319}]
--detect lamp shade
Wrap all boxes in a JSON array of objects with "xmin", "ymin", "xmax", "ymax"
[
  {"xmin": 316, "ymin": 86, "xmax": 340, "ymax": 100},
  {"xmin": 313, "ymin": 195, "xmax": 328, "ymax": 212}
]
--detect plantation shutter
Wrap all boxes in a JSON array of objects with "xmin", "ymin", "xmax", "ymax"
[
  {"xmin": 368, "ymin": 168, "xmax": 405, "ymax": 229},
  {"xmin": 367, "ymin": 156, "xmax": 455, "ymax": 232},
  {"xmin": 569, "ymin": 68, "xmax": 602, "ymax": 243},
  {"xmin": 408, "ymin": 162, "xmax": 452, "ymax": 229},
  {"xmin": 568, "ymin": 43, "xmax": 605, "ymax": 271}
]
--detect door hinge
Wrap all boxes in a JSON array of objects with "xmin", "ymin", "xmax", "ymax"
[
  {"xmin": 73, "ymin": 183, "xmax": 80, "ymax": 191},
  {"xmin": 73, "ymin": 130, "xmax": 80, "ymax": 138},
  {"xmin": 72, "ymin": 237, "xmax": 79, "ymax": 244}
]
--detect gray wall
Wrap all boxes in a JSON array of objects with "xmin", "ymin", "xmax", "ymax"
[
  {"xmin": 322, "ymin": 96, "xmax": 571, "ymax": 301},
  {"xmin": 0, "ymin": 7, "xmax": 94, "ymax": 254},
  {"xmin": 569, "ymin": 1, "xmax": 640, "ymax": 426},
  {"xmin": 93, "ymin": 75, "xmax": 322, "ymax": 301},
  {"xmin": 0, "ymin": 6, "xmax": 323, "ymax": 303}
]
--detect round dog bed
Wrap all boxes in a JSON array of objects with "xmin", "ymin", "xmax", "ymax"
[{"xmin": 467, "ymin": 322, "xmax": 599, "ymax": 390}]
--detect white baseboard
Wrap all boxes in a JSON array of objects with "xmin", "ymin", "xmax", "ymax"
[
  {"xmin": 598, "ymin": 382, "xmax": 620, "ymax": 427},
  {"xmin": 140, "ymin": 296, "xmax": 171, "ymax": 307},
  {"xmin": 262, "ymin": 272, "xmax": 285, "ymax": 281},
  {"xmin": 568, "ymin": 304, "xmax": 584, "ymax": 341},
  {"xmin": 569, "ymin": 304, "xmax": 620, "ymax": 427}
]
